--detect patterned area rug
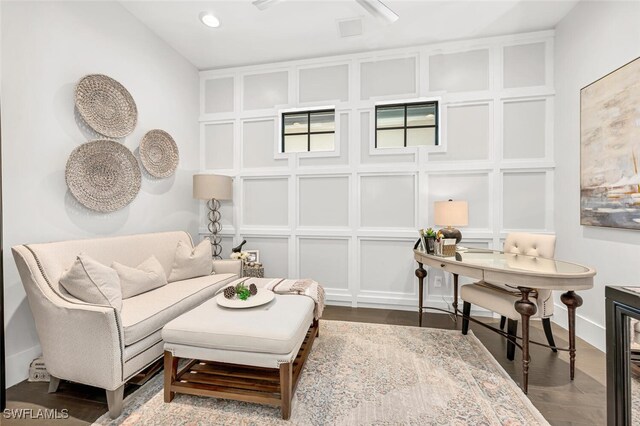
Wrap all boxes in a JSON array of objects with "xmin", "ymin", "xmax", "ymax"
[{"xmin": 94, "ymin": 320, "xmax": 548, "ymax": 425}]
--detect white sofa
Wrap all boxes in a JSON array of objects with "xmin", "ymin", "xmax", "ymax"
[{"xmin": 12, "ymin": 231, "xmax": 241, "ymax": 418}]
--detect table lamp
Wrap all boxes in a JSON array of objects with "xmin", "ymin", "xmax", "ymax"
[
  {"xmin": 434, "ymin": 199, "xmax": 468, "ymax": 244},
  {"xmin": 193, "ymin": 174, "xmax": 233, "ymax": 259}
]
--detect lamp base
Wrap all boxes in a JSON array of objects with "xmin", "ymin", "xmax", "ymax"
[{"xmin": 439, "ymin": 227, "xmax": 462, "ymax": 244}]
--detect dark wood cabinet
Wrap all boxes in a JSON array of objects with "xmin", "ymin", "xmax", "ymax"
[{"xmin": 606, "ymin": 286, "xmax": 640, "ymax": 425}]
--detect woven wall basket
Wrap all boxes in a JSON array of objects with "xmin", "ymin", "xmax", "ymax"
[
  {"xmin": 66, "ymin": 140, "xmax": 142, "ymax": 213},
  {"xmin": 139, "ymin": 129, "xmax": 179, "ymax": 178},
  {"xmin": 75, "ymin": 74, "xmax": 138, "ymax": 138}
]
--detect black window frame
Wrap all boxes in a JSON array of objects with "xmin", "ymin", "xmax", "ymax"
[
  {"xmin": 374, "ymin": 101, "xmax": 439, "ymax": 148},
  {"xmin": 281, "ymin": 108, "xmax": 336, "ymax": 153}
]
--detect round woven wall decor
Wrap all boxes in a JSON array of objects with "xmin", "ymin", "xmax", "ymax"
[
  {"xmin": 139, "ymin": 129, "xmax": 179, "ymax": 178},
  {"xmin": 75, "ymin": 74, "xmax": 138, "ymax": 138},
  {"xmin": 65, "ymin": 140, "xmax": 141, "ymax": 213}
]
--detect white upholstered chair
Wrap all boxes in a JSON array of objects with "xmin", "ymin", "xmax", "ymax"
[{"xmin": 460, "ymin": 233, "xmax": 557, "ymax": 360}]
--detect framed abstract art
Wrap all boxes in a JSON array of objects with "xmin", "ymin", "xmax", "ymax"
[{"xmin": 581, "ymin": 56, "xmax": 640, "ymax": 230}]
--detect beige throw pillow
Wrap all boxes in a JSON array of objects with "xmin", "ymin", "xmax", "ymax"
[
  {"xmin": 59, "ymin": 254, "xmax": 123, "ymax": 311},
  {"xmin": 168, "ymin": 239, "xmax": 213, "ymax": 282},
  {"xmin": 113, "ymin": 256, "xmax": 168, "ymax": 299}
]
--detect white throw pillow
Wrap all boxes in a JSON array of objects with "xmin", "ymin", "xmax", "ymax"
[
  {"xmin": 59, "ymin": 254, "xmax": 123, "ymax": 311},
  {"xmin": 168, "ymin": 240, "xmax": 213, "ymax": 282},
  {"xmin": 112, "ymin": 256, "xmax": 168, "ymax": 299}
]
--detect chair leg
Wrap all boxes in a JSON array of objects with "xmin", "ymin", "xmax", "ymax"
[
  {"xmin": 542, "ymin": 317, "xmax": 558, "ymax": 353},
  {"xmin": 499, "ymin": 316, "xmax": 506, "ymax": 330},
  {"xmin": 461, "ymin": 302, "xmax": 471, "ymax": 335},
  {"xmin": 48, "ymin": 376, "xmax": 60, "ymax": 393},
  {"xmin": 507, "ymin": 319, "xmax": 518, "ymax": 361},
  {"xmin": 106, "ymin": 385, "xmax": 125, "ymax": 419}
]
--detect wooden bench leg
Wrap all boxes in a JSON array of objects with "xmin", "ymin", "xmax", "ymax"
[
  {"xmin": 164, "ymin": 350, "xmax": 178, "ymax": 403},
  {"xmin": 279, "ymin": 362, "xmax": 292, "ymax": 420}
]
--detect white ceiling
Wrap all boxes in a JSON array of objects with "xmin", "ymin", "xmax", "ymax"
[{"xmin": 120, "ymin": 0, "xmax": 579, "ymax": 70}]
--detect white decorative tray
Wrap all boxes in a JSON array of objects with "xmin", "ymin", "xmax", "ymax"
[{"xmin": 216, "ymin": 288, "xmax": 275, "ymax": 309}]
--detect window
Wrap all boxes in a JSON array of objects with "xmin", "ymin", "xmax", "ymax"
[
  {"xmin": 281, "ymin": 109, "xmax": 335, "ymax": 153},
  {"xmin": 375, "ymin": 101, "xmax": 438, "ymax": 148}
]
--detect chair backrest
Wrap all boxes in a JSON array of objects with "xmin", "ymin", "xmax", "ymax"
[{"xmin": 503, "ymin": 232, "xmax": 556, "ymax": 259}]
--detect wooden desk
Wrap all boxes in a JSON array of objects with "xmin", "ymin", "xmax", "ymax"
[{"xmin": 414, "ymin": 248, "xmax": 596, "ymax": 393}]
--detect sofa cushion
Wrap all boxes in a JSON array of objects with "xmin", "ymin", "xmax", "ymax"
[
  {"xmin": 168, "ymin": 240, "xmax": 213, "ymax": 282},
  {"xmin": 120, "ymin": 273, "xmax": 236, "ymax": 346},
  {"xmin": 59, "ymin": 254, "xmax": 122, "ymax": 311},
  {"xmin": 113, "ymin": 256, "xmax": 168, "ymax": 299},
  {"xmin": 162, "ymin": 294, "xmax": 315, "ymax": 355}
]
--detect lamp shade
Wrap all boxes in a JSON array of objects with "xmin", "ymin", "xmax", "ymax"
[
  {"xmin": 434, "ymin": 200, "xmax": 468, "ymax": 227},
  {"xmin": 193, "ymin": 174, "xmax": 233, "ymax": 201}
]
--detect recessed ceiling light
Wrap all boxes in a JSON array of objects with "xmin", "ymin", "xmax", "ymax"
[{"xmin": 199, "ymin": 12, "xmax": 220, "ymax": 28}]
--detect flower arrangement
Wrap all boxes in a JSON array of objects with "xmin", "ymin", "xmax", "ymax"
[{"xmin": 230, "ymin": 251, "xmax": 249, "ymax": 262}]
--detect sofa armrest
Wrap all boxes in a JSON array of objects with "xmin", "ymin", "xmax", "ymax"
[
  {"xmin": 212, "ymin": 259, "xmax": 242, "ymax": 277},
  {"xmin": 12, "ymin": 246, "xmax": 125, "ymax": 391}
]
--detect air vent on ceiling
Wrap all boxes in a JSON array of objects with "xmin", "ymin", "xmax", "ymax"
[{"xmin": 337, "ymin": 17, "xmax": 363, "ymax": 38}]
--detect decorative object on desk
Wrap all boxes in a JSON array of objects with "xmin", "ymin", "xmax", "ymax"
[
  {"xmin": 580, "ymin": 57, "xmax": 640, "ymax": 230},
  {"xmin": 442, "ymin": 238, "xmax": 457, "ymax": 257},
  {"xmin": 434, "ymin": 230, "xmax": 444, "ymax": 255},
  {"xmin": 66, "ymin": 139, "xmax": 141, "ymax": 212},
  {"xmin": 139, "ymin": 129, "xmax": 179, "ymax": 178},
  {"xmin": 434, "ymin": 199, "xmax": 468, "ymax": 244},
  {"xmin": 231, "ymin": 239, "xmax": 247, "ymax": 253},
  {"xmin": 420, "ymin": 227, "xmax": 437, "ymax": 254},
  {"xmin": 246, "ymin": 250, "xmax": 260, "ymax": 263},
  {"xmin": 75, "ymin": 74, "xmax": 137, "ymax": 138},
  {"xmin": 193, "ymin": 174, "xmax": 233, "ymax": 259}
]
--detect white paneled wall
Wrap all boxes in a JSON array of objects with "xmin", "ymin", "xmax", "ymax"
[{"xmin": 199, "ymin": 31, "xmax": 555, "ymax": 310}]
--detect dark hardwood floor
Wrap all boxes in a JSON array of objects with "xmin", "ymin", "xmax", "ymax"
[{"xmin": 4, "ymin": 306, "xmax": 606, "ymax": 425}]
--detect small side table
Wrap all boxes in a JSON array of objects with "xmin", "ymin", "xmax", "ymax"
[{"xmin": 243, "ymin": 264, "xmax": 264, "ymax": 278}]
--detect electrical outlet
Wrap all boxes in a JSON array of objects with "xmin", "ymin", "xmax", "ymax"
[{"xmin": 434, "ymin": 277, "xmax": 442, "ymax": 288}]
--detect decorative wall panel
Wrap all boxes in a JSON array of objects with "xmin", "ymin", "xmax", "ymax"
[
  {"xmin": 204, "ymin": 77, "xmax": 234, "ymax": 114},
  {"xmin": 503, "ymin": 172, "xmax": 547, "ymax": 230},
  {"xmin": 299, "ymin": 176, "xmax": 349, "ymax": 227},
  {"xmin": 429, "ymin": 50, "xmax": 490, "ymax": 92},
  {"xmin": 360, "ymin": 57, "xmax": 416, "ymax": 100},
  {"xmin": 242, "ymin": 178, "xmax": 288, "ymax": 226},
  {"xmin": 243, "ymin": 71, "xmax": 288, "ymax": 110},
  {"xmin": 503, "ymin": 42, "xmax": 546, "ymax": 88},
  {"xmin": 360, "ymin": 239, "xmax": 415, "ymax": 293},
  {"xmin": 299, "ymin": 238, "xmax": 349, "ymax": 290},
  {"xmin": 299, "ymin": 64, "xmax": 349, "ymax": 103},
  {"xmin": 204, "ymin": 123, "xmax": 234, "ymax": 170},
  {"xmin": 360, "ymin": 175, "xmax": 415, "ymax": 228},
  {"xmin": 503, "ymin": 99, "xmax": 546, "ymax": 159},
  {"xmin": 431, "ymin": 104, "xmax": 490, "ymax": 162}
]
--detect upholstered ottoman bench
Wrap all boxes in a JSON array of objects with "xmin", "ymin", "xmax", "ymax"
[{"xmin": 162, "ymin": 292, "xmax": 318, "ymax": 420}]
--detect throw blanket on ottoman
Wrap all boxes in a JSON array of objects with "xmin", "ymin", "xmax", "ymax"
[{"xmin": 225, "ymin": 277, "xmax": 325, "ymax": 320}]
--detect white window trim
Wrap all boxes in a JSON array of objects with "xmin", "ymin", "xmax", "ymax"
[
  {"xmin": 275, "ymin": 105, "xmax": 340, "ymax": 159},
  {"xmin": 370, "ymin": 96, "xmax": 445, "ymax": 156}
]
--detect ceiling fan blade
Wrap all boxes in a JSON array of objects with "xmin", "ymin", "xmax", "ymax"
[
  {"xmin": 355, "ymin": 0, "xmax": 399, "ymax": 24},
  {"xmin": 252, "ymin": 0, "xmax": 283, "ymax": 10}
]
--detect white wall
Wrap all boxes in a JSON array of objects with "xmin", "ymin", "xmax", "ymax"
[
  {"xmin": 199, "ymin": 32, "xmax": 556, "ymax": 312},
  {"xmin": 554, "ymin": 0, "xmax": 640, "ymax": 351},
  {"xmin": 1, "ymin": 1, "xmax": 200, "ymax": 386}
]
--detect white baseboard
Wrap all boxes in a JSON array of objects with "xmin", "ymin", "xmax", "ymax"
[
  {"xmin": 552, "ymin": 302, "xmax": 605, "ymax": 352},
  {"xmin": 5, "ymin": 344, "xmax": 42, "ymax": 388}
]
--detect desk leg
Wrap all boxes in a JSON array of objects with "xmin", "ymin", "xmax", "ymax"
[
  {"xmin": 453, "ymin": 273, "xmax": 459, "ymax": 320},
  {"xmin": 415, "ymin": 263, "xmax": 426, "ymax": 327},
  {"xmin": 515, "ymin": 287, "xmax": 536, "ymax": 394},
  {"xmin": 561, "ymin": 291, "xmax": 583, "ymax": 380}
]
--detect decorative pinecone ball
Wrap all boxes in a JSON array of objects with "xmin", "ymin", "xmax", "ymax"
[
  {"xmin": 249, "ymin": 283, "xmax": 258, "ymax": 296},
  {"xmin": 223, "ymin": 286, "xmax": 236, "ymax": 299}
]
